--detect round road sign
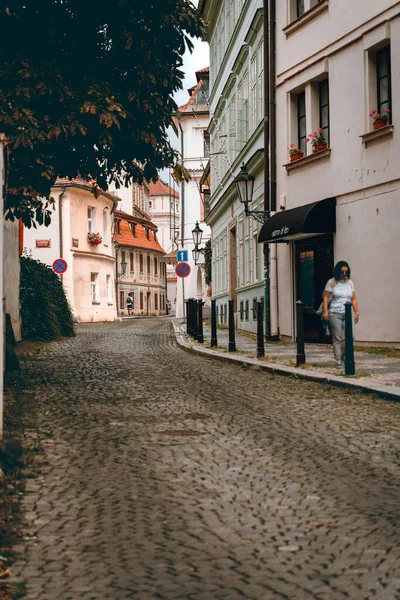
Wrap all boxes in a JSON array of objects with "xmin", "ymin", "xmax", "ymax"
[
  {"xmin": 175, "ymin": 262, "xmax": 191, "ymax": 278},
  {"xmin": 52, "ymin": 258, "xmax": 68, "ymax": 274}
]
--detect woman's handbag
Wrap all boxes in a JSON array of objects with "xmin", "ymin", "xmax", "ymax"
[{"xmin": 316, "ymin": 278, "xmax": 335, "ymax": 317}]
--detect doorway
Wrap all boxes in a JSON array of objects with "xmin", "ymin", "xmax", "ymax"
[{"xmin": 295, "ymin": 234, "xmax": 333, "ymax": 343}]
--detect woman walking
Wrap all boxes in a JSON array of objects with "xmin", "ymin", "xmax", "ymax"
[{"xmin": 322, "ymin": 261, "xmax": 359, "ymax": 368}]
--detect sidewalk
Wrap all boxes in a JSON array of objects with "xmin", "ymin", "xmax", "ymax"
[{"xmin": 172, "ymin": 319, "xmax": 400, "ymax": 402}]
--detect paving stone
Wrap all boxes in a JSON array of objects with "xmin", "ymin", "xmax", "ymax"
[{"xmin": 4, "ymin": 317, "xmax": 400, "ymax": 599}]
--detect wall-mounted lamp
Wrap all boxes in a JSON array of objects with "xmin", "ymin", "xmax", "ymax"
[
  {"xmin": 192, "ymin": 221, "xmax": 205, "ymax": 267},
  {"xmin": 234, "ymin": 163, "xmax": 270, "ymax": 224}
]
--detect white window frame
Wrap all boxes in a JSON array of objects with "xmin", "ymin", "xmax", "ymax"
[
  {"xmin": 91, "ymin": 272, "xmax": 99, "ymax": 303},
  {"xmin": 88, "ymin": 207, "xmax": 96, "ymax": 233},
  {"xmin": 106, "ymin": 274, "xmax": 112, "ymax": 303}
]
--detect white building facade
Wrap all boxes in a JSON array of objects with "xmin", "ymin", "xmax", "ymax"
[
  {"xmin": 172, "ymin": 68, "xmax": 212, "ymax": 319},
  {"xmin": 201, "ymin": 0, "xmax": 400, "ymax": 345},
  {"xmin": 149, "ymin": 179, "xmax": 180, "ymax": 311},
  {"xmin": 199, "ymin": 2, "xmax": 266, "ymax": 333},
  {"xmin": 24, "ymin": 179, "xmax": 118, "ymax": 323}
]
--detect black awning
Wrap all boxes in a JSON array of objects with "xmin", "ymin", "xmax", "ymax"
[{"xmin": 258, "ymin": 197, "xmax": 336, "ymax": 243}]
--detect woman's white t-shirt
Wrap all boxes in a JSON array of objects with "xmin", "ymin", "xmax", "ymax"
[{"xmin": 324, "ymin": 278, "xmax": 355, "ymax": 314}]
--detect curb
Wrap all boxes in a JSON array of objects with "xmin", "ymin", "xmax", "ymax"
[{"xmin": 171, "ymin": 322, "xmax": 400, "ymax": 403}]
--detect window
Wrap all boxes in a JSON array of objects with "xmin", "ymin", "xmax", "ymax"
[
  {"xmin": 155, "ymin": 293, "xmax": 158, "ymax": 311},
  {"xmin": 121, "ymin": 251, "xmax": 126, "ymax": 274},
  {"xmin": 297, "ymin": 92, "xmax": 307, "ymax": 154},
  {"xmin": 106, "ymin": 275, "xmax": 112, "ymax": 304},
  {"xmin": 203, "ymin": 131, "xmax": 210, "ymax": 158},
  {"xmin": 297, "ymin": 0, "xmax": 305, "ymax": 17},
  {"xmin": 319, "ymin": 79, "xmax": 330, "ymax": 144},
  {"xmin": 140, "ymin": 292, "xmax": 143, "ymax": 310},
  {"xmin": 252, "ymin": 298, "xmax": 258, "ymax": 320},
  {"xmin": 377, "ymin": 46, "xmax": 392, "ymax": 118},
  {"xmin": 239, "ymin": 301, "xmax": 244, "ymax": 320},
  {"xmin": 220, "ymin": 304, "xmax": 224, "ymax": 324},
  {"xmin": 245, "ymin": 300, "xmax": 249, "ymax": 321},
  {"xmin": 154, "ymin": 257, "xmax": 158, "ymax": 276},
  {"xmin": 253, "ymin": 230, "xmax": 260, "ymax": 283},
  {"xmin": 130, "ymin": 252, "xmax": 134, "ymax": 272},
  {"xmin": 139, "ymin": 254, "xmax": 143, "ymax": 273},
  {"xmin": 103, "ymin": 210, "xmax": 108, "ymax": 245},
  {"xmin": 119, "ymin": 291, "xmax": 124, "ymax": 310},
  {"xmin": 147, "ymin": 255, "xmax": 151, "ymax": 274},
  {"xmin": 149, "ymin": 201, "xmax": 152, "ymax": 209},
  {"xmin": 115, "ymin": 220, "xmax": 121, "ymax": 235},
  {"xmin": 130, "ymin": 223, "xmax": 136, "ymax": 236},
  {"xmin": 90, "ymin": 273, "xmax": 99, "ymax": 303},
  {"xmin": 88, "ymin": 207, "xmax": 96, "ymax": 233}
]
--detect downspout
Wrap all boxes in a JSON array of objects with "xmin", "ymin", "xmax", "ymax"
[
  {"xmin": 58, "ymin": 187, "xmax": 65, "ymax": 284},
  {"xmin": 178, "ymin": 119, "xmax": 185, "ymax": 317},
  {"xmin": 269, "ymin": 0, "xmax": 279, "ymax": 339},
  {"xmin": 263, "ymin": 0, "xmax": 271, "ymax": 339},
  {"xmin": 115, "ymin": 245, "xmax": 119, "ymax": 318}
]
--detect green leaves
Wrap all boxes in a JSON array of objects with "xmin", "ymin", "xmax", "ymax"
[{"xmin": 0, "ymin": 0, "xmax": 205, "ymax": 227}]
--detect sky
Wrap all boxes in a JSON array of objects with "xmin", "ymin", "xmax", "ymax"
[{"xmin": 159, "ymin": 32, "xmax": 209, "ymax": 185}]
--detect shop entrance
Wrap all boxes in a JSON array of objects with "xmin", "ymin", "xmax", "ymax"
[{"xmin": 295, "ymin": 234, "xmax": 334, "ymax": 343}]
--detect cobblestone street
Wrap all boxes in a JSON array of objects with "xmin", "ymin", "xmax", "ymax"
[{"xmin": 5, "ymin": 318, "xmax": 400, "ymax": 600}]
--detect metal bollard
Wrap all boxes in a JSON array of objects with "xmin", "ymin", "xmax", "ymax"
[
  {"xmin": 211, "ymin": 299, "xmax": 218, "ymax": 347},
  {"xmin": 185, "ymin": 300, "xmax": 189, "ymax": 334},
  {"xmin": 187, "ymin": 299, "xmax": 193, "ymax": 336},
  {"xmin": 192, "ymin": 299, "xmax": 199, "ymax": 340},
  {"xmin": 345, "ymin": 301, "xmax": 355, "ymax": 375},
  {"xmin": 197, "ymin": 299, "xmax": 204, "ymax": 343},
  {"xmin": 296, "ymin": 300, "xmax": 305, "ymax": 366},
  {"xmin": 228, "ymin": 299, "xmax": 236, "ymax": 352},
  {"xmin": 257, "ymin": 300, "xmax": 265, "ymax": 357}
]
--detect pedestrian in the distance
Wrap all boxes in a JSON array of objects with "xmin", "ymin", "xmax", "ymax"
[
  {"xmin": 322, "ymin": 261, "xmax": 359, "ymax": 368},
  {"xmin": 126, "ymin": 293, "xmax": 133, "ymax": 316}
]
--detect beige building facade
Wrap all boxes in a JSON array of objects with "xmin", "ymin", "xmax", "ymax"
[{"xmin": 24, "ymin": 179, "xmax": 118, "ymax": 323}]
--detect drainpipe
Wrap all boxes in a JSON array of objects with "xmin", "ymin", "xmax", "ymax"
[
  {"xmin": 269, "ymin": 0, "xmax": 279, "ymax": 339},
  {"xmin": 58, "ymin": 187, "xmax": 66, "ymax": 284},
  {"xmin": 178, "ymin": 119, "xmax": 185, "ymax": 318},
  {"xmin": 263, "ymin": 0, "xmax": 279, "ymax": 340},
  {"xmin": 114, "ymin": 244, "xmax": 120, "ymax": 318},
  {"xmin": 263, "ymin": 0, "xmax": 271, "ymax": 339}
]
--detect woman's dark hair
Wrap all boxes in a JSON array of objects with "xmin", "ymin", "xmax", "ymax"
[{"xmin": 333, "ymin": 261, "xmax": 351, "ymax": 281}]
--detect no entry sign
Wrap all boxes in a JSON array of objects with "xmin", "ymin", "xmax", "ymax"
[
  {"xmin": 175, "ymin": 262, "xmax": 191, "ymax": 278},
  {"xmin": 52, "ymin": 258, "xmax": 68, "ymax": 274}
]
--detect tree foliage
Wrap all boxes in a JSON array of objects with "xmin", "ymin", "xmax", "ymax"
[
  {"xmin": 20, "ymin": 255, "xmax": 75, "ymax": 340},
  {"xmin": 0, "ymin": 1, "xmax": 205, "ymax": 227},
  {"xmin": 204, "ymin": 239, "xmax": 212, "ymax": 286}
]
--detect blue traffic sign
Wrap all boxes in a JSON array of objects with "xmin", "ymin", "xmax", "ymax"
[
  {"xmin": 177, "ymin": 249, "xmax": 189, "ymax": 263},
  {"xmin": 52, "ymin": 258, "xmax": 68, "ymax": 274}
]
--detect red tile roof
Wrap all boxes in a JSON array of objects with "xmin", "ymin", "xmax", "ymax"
[
  {"xmin": 149, "ymin": 179, "xmax": 179, "ymax": 198},
  {"xmin": 113, "ymin": 211, "xmax": 165, "ymax": 254}
]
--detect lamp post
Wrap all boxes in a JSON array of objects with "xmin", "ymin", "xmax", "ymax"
[
  {"xmin": 234, "ymin": 163, "xmax": 269, "ymax": 224},
  {"xmin": 114, "ymin": 241, "xmax": 127, "ymax": 317},
  {"xmin": 192, "ymin": 221, "xmax": 205, "ymax": 267}
]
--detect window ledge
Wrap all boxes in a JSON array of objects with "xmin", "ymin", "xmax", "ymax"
[
  {"xmin": 107, "ymin": 302, "xmax": 114, "ymax": 306},
  {"xmin": 284, "ymin": 148, "xmax": 331, "ymax": 172},
  {"xmin": 92, "ymin": 301, "xmax": 100, "ymax": 305},
  {"xmin": 360, "ymin": 125, "xmax": 394, "ymax": 147},
  {"xmin": 283, "ymin": 0, "xmax": 329, "ymax": 37}
]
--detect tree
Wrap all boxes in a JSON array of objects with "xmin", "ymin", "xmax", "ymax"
[{"xmin": 0, "ymin": 0, "xmax": 204, "ymax": 227}]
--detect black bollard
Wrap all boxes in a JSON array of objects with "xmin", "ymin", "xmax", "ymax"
[
  {"xmin": 344, "ymin": 301, "xmax": 355, "ymax": 375},
  {"xmin": 257, "ymin": 300, "xmax": 265, "ymax": 357},
  {"xmin": 211, "ymin": 299, "xmax": 218, "ymax": 347},
  {"xmin": 185, "ymin": 300, "xmax": 189, "ymax": 334},
  {"xmin": 296, "ymin": 300, "xmax": 305, "ymax": 366},
  {"xmin": 192, "ymin": 299, "xmax": 198, "ymax": 340},
  {"xmin": 187, "ymin": 299, "xmax": 193, "ymax": 336},
  {"xmin": 197, "ymin": 299, "xmax": 204, "ymax": 343},
  {"xmin": 228, "ymin": 299, "xmax": 236, "ymax": 352}
]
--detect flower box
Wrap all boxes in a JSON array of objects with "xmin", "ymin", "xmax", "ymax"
[
  {"xmin": 312, "ymin": 142, "xmax": 328, "ymax": 153},
  {"xmin": 87, "ymin": 232, "xmax": 103, "ymax": 246},
  {"xmin": 290, "ymin": 152, "xmax": 304, "ymax": 162},
  {"xmin": 373, "ymin": 120, "xmax": 387, "ymax": 131},
  {"xmin": 369, "ymin": 108, "xmax": 390, "ymax": 131}
]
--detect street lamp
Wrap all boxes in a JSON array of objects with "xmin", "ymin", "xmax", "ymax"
[
  {"xmin": 192, "ymin": 222, "xmax": 205, "ymax": 267},
  {"xmin": 113, "ymin": 240, "xmax": 127, "ymax": 277},
  {"xmin": 234, "ymin": 163, "xmax": 270, "ymax": 223},
  {"xmin": 192, "ymin": 221, "xmax": 203, "ymax": 247}
]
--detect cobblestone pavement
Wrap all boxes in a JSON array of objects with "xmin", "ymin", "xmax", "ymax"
[
  {"xmin": 6, "ymin": 318, "xmax": 400, "ymax": 600},
  {"xmin": 187, "ymin": 321, "xmax": 400, "ymax": 389}
]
